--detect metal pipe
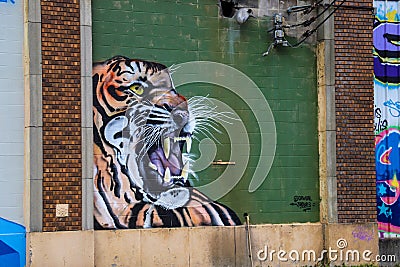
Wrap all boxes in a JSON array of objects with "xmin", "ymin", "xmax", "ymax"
[
  {"xmin": 321, "ymin": 3, "xmax": 374, "ymax": 11},
  {"xmin": 244, "ymin": 213, "xmax": 254, "ymax": 267},
  {"xmin": 287, "ymin": 4, "xmax": 312, "ymax": 14}
]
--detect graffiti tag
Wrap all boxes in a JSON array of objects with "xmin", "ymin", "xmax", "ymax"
[
  {"xmin": 374, "ymin": 106, "xmax": 388, "ymax": 132},
  {"xmin": 290, "ymin": 195, "xmax": 316, "ymax": 212},
  {"xmin": 0, "ymin": 0, "xmax": 15, "ymax": 3},
  {"xmin": 374, "ymin": 21, "xmax": 400, "ymax": 84},
  {"xmin": 384, "ymin": 99, "xmax": 400, "ymax": 117},
  {"xmin": 352, "ymin": 226, "xmax": 373, "ymax": 242}
]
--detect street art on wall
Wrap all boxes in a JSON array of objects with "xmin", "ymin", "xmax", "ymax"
[
  {"xmin": 0, "ymin": 0, "xmax": 15, "ymax": 4},
  {"xmin": 376, "ymin": 129, "xmax": 400, "ymax": 237},
  {"xmin": 0, "ymin": 218, "xmax": 26, "ymax": 267},
  {"xmin": 93, "ymin": 56, "xmax": 241, "ymax": 229},
  {"xmin": 374, "ymin": 0, "xmax": 400, "ymax": 238},
  {"xmin": 92, "ymin": 0, "xmax": 320, "ymax": 225}
]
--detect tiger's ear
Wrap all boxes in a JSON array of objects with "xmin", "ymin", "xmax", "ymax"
[{"xmin": 109, "ymin": 55, "xmax": 129, "ymax": 62}]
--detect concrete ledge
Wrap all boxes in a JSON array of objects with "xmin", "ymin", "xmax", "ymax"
[
  {"xmin": 28, "ymin": 231, "xmax": 94, "ymax": 267},
  {"xmin": 189, "ymin": 226, "xmax": 235, "ymax": 266},
  {"xmin": 95, "ymin": 230, "xmax": 141, "ymax": 267},
  {"xmin": 27, "ymin": 223, "xmax": 378, "ymax": 267},
  {"xmin": 325, "ymin": 223, "xmax": 379, "ymax": 266},
  {"xmin": 236, "ymin": 223, "xmax": 323, "ymax": 266}
]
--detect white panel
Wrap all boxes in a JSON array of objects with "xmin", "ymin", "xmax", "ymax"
[
  {"xmin": 0, "ymin": 173, "xmax": 24, "ymax": 182},
  {"xmin": 0, "ymin": 117, "xmax": 24, "ymax": 129},
  {"xmin": 0, "ymin": 78, "xmax": 23, "ymax": 89},
  {"xmin": 0, "ymin": 1, "xmax": 24, "ymax": 225},
  {"xmin": 0, "ymin": 143, "xmax": 23, "ymax": 155},
  {"xmin": 0, "ymin": 155, "xmax": 24, "ymax": 167},
  {"xmin": 0, "ymin": 105, "xmax": 24, "ymax": 118},
  {"xmin": 0, "ymin": 66, "xmax": 23, "ymax": 78},
  {"xmin": 0, "ymin": 133, "xmax": 23, "ymax": 144},
  {"xmin": 0, "ymin": 53, "xmax": 24, "ymax": 67},
  {"xmin": 0, "ymin": 193, "xmax": 24, "ymax": 209},
  {"xmin": 0, "ymin": 207, "xmax": 23, "ymax": 224}
]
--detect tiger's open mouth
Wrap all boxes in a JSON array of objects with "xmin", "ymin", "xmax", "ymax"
[{"xmin": 146, "ymin": 131, "xmax": 192, "ymax": 189}]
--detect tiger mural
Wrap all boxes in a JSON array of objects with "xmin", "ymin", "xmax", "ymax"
[{"xmin": 93, "ymin": 56, "xmax": 241, "ymax": 229}]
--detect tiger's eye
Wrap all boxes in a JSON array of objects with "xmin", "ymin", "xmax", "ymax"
[{"xmin": 130, "ymin": 84, "xmax": 144, "ymax": 95}]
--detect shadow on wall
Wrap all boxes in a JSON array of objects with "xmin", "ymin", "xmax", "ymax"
[{"xmin": 0, "ymin": 218, "xmax": 25, "ymax": 267}]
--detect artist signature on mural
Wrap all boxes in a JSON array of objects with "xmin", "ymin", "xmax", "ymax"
[
  {"xmin": 384, "ymin": 99, "xmax": 400, "ymax": 118},
  {"xmin": 352, "ymin": 226, "xmax": 373, "ymax": 242},
  {"xmin": 374, "ymin": 106, "xmax": 388, "ymax": 132},
  {"xmin": 290, "ymin": 195, "xmax": 316, "ymax": 212},
  {"xmin": 0, "ymin": 0, "xmax": 15, "ymax": 4}
]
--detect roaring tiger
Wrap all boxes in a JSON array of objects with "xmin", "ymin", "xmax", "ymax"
[{"xmin": 93, "ymin": 56, "xmax": 241, "ymax": 229}]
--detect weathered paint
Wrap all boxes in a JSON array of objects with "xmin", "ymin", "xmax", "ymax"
[
  {"xmin": 27, "ymin": 223, "xmax": 378, "ymax": 266},
  {"xmin": 28, "ymin": 230, "xmax": 94, "ymax": 267},
  {"xmin": 317, "ymin": 42, "xmax": 328, "ymax": 223}
]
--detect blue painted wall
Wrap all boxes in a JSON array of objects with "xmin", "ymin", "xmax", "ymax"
[{"xmin": 0, "ymin": 218, "xmax": 26, "ymax": 267}]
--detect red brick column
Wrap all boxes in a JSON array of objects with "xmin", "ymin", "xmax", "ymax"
[
  {"xmin": 334, "ymin": 1, "xmax": 376, "ymax": 222},
  {"xmin": 41, "ymin": 0, "xmax": 82, "ymax": 231}
]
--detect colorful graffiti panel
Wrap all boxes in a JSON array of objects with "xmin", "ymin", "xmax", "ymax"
[{"xmin": 374, "ymin": 0, "xmax": 400, "ymax": 238}]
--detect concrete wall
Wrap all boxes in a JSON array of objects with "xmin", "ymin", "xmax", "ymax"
[
  {"xmin": 27, "ymin": 223, "xmax": 379, "ymax": 267},
  {"xmin": 379, "ymin": 239, "xmax": 400, "ymax": 267},
  {"xmin": 0, "ymin": 0, "xmax": 24, "ymax": 225},
  {"xmin": 28, "ymin": 230, "xmax": 94, "ymax": 267}
]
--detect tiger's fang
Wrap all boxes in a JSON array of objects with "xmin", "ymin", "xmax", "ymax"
[
  {"xmin": 164, "ymin": 167, "xmax": 171, "ymax": 183},
  {"xmin": 181, "ymin": 162, "xmax": 189, "ymax": 181},
  {"xmin": 148, "ymin": 162, "xmax": 158, "ymax": 171},
  {"xmin": 163, "ymin": 138, "xmax": 170, "ymax": 159},
  {"xmin": 186, "ymin": 138, "xmax": 192, "ymax": 153}
]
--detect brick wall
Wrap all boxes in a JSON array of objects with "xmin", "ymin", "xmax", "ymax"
[
  {"xmin": 334, "ymin": 1, "xmax": 376, "ymax": 222},
  {"xmin": 41, "ymin": 0, "xmax": 82, "ymax": 231}
]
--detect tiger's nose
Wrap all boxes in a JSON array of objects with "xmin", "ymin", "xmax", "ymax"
[{"xmin": 172, "ymin": 109, "xmax": 189, "ymax": 127}]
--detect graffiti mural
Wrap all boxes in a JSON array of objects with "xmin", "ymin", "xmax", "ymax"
[
  {"xmin": 93, "ymin": 0, "xmax": 320, "ymax": 225},
  {"xmin": 0, "ymin": 0, "xmax": 15, "ymax": 4},
  {"xmin": 376, "ymin": 129, "xmax": 400, "ymax": 236},
  {"xmin": 93, "ymin": 56, "xmax": 241, "ymax": 229},
  {"xmin": 374, "ymin": 0, "xmax": 400, "ymax": 238},
  {"xmin": 0, "ymin": 218, "xmax": 26, "ymax": 267}
]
